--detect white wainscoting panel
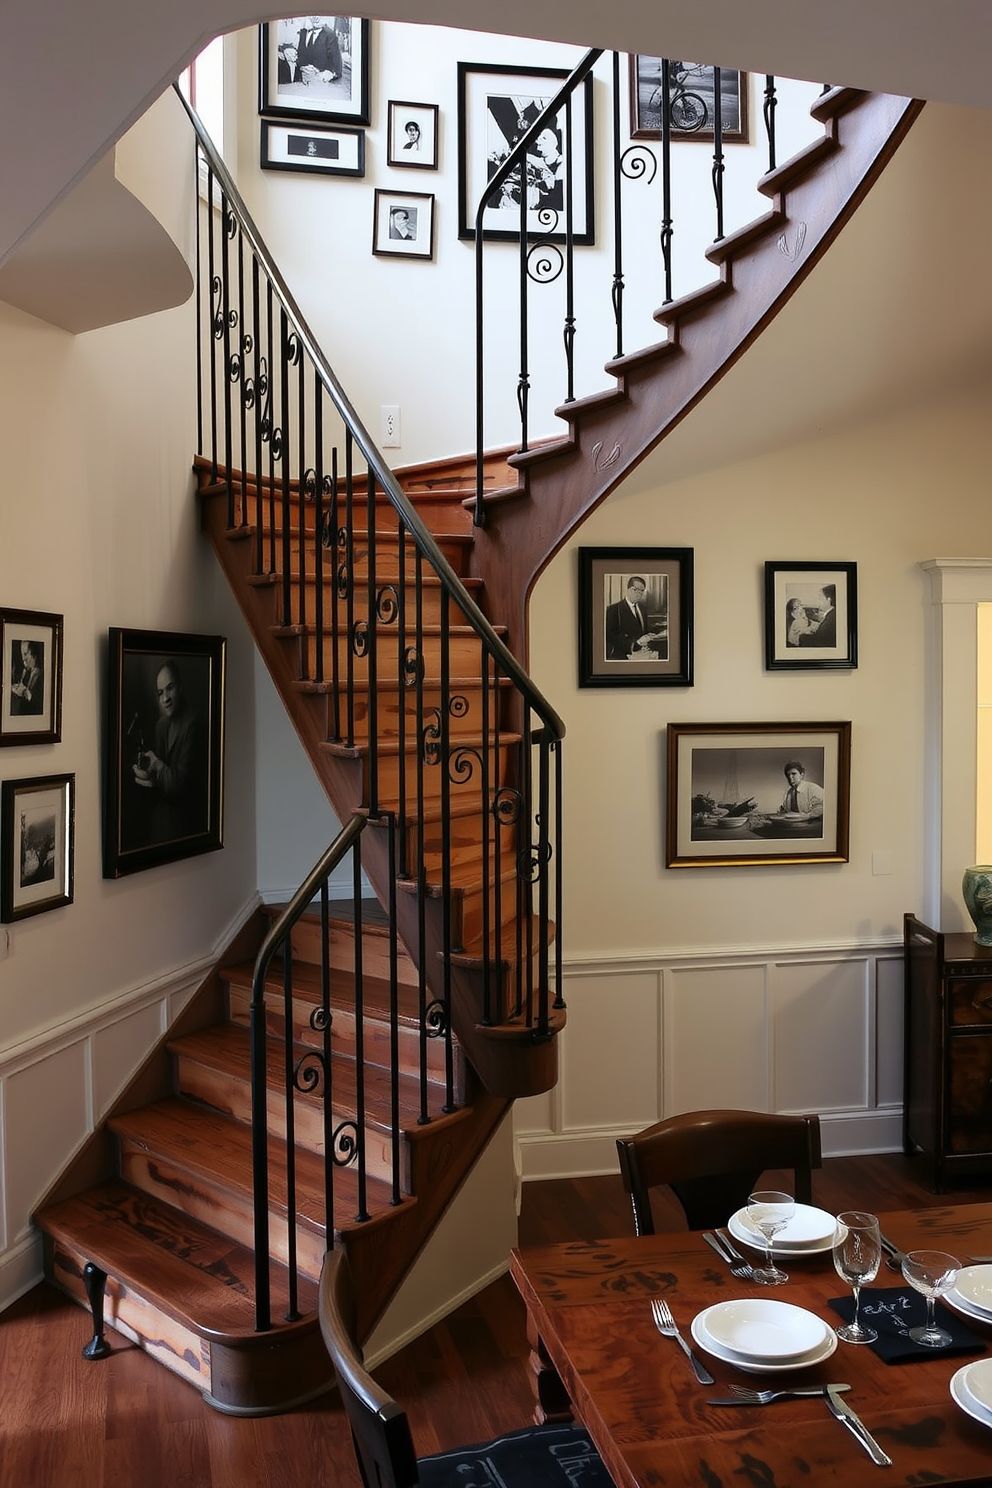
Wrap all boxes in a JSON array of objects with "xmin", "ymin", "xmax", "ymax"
[
  {"xmin": 515, "ymin": 939, "xmax": 905, "ymax": 1181},
  {"xmin": 91, "ymin": 1000, "xmax": 166, "ymax": 1120},
  {"xmin": 4, "ymin": 1043, "xmax": 89, "ymax": 1248}
]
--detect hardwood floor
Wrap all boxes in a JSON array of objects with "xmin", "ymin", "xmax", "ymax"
[{"xmin": 2, "ymin": 1154, "xmax": 990, "ymax": 1487}]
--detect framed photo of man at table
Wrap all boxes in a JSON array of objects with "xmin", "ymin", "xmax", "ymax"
[
  {"xmin": 0, "ymin": 607, "xmax": 63, "ymax": 746},
  {"xmin": 578, "ymin": 547, "xmax": 693, "ymax": 688},
  {"xmin": 666, "ymin": 721, "xmax": 851, "ymax": 867},
  {"xmin": 258, "ymin": 16, "xmax": 370, "ymax": 126},
  {"xmin": 103, "ymin": 628, "xmax": 226, "ymax": 879},
  {"xmin": 764, "ymin": 561, "xmax": 858, "ymax": 670},
  {"xmin": 1, "ymin": 773, "xmax": 74, "ymax": 922}
]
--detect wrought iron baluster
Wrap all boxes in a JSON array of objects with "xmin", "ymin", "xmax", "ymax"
[
  {"xmin": 221, "ymin": 190, "xmax": 235, "ymax": 524},
  {"xmin": 279, "ymin": 308, "xmax": 292, "ymax": 641},
  {"xmin": 195, "ymin": 142, "xmax": 204, "ymax": 461},
  {"xmin": 206, "ymin": 162, "xmax": 218, "ymax": 477},
  {"xmin": 660, "ymin": 59, "xmax": 674, "ymax": 302},
  {"xmin": 352, "ymin": 856, "xmax": 368, "ymax": 1222},
  {"xmin": 439, "ymin": 586, "xmax": 455, "ymax": 1112},
  {"xmin": 396, "ymin": 522, "xmax": 408, "ymax": 868},
  {"xmin": 344, "ymin": 432, "xmax": 356, "ymax": 746},
  {"xmin": 236, "ymin": 226, "xmax": 248, "ymax": 519},
  {"xmin": 265, "ymin": 281, "xmax": 276, "ymax": 576},
  {"xmin": 413, "ymin": 550, "xmax": 430, "ymax": 1125},
  {"xmin": 320, "ymin": 881, "xmax": 334, "ymax": 1246},
  {"xmin": 552, "ymin": 738, "xmax": 564, "ymax": 1017},
  {"xmin": 386, "ymin": 815, "xmax": 402, "ymax": 1205},
  {"xmin": 296, "ymin": 345, "xmax": 308, "ymax": 657},
  {"xmin": 764, "ymin": 75, "xmax": 778, "ymax": 171},
  {"xmin": 328, "ymin": 445, "xmax": 342, "ymax": 741},
  {"xmin": 517, "ymin": 184, "xmax": 530, "ymax": 452},
  {"xmin": 480, "ymin": 647, "xmax": 493, "ymax": 1027},
  {"xmin": 365, "ymin": 469, "xmax": 378, "ymax": 814},
  {"xmin": 282, "ymin": 949, "xmax": 300, "ymax": 1321},
  {"xmin": 313, "ymin": 375, "xmax": 324, "ymax": 683},
  {"xmin": 562, "ymin": 94, "xmax": 576, "ymax": 404},
  {"xmin": 712, "ymin": 67, "xmax": 725, "ymax": 241},
  {"xmin": 251, "ymin": 256, "xmax": 264, "ymax": 573},
  {"xmin": 611, "ymin": 51, "xmax": 625, "ymax": 359}
]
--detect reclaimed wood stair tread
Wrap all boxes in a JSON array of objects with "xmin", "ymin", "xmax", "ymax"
[
  {"xmin": 38, "ymin": 1179, "xmax": 317, "ymax": 1343},
  {"xmin": 222, "ymin": 956, "xmax": 431, "ymax": 1027}
]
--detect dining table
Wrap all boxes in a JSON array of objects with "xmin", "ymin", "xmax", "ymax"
[{"xmin": 509, "ymin": 1200, "xmax": 992, "ymax": 1487}]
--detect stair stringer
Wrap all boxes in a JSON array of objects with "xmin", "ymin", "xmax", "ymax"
[{"xmin": 466, "ymin": 89, "xmax": 925, "ymax": 660}]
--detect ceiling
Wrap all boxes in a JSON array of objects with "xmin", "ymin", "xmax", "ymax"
[{"xmin": 1, "ymin": 0, "xmax": 990, "ymax": 272}]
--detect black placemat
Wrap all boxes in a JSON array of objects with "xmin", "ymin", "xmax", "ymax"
[{"xmin": 828, "ymin": 1286, "xmax": 987, "ymax": 1363}]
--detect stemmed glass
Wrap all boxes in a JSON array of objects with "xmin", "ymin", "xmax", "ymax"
[
  {"xmin": 746, "ymin": 1190, "xmax": 795, "ymax": 1285},
  {"xmin": 901, "ymin": 1250, "xmax": 960, "ymax": 1346},
  {"xmin": 832, "ymin": 1212, "xmax": 882, "ymax": 1343}
]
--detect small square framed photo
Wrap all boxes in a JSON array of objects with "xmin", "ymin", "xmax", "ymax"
[
  {"xmin": 387, "ymin": 101, "xmax": 439, "ymax": 169},
  {"xmin": 629, "ymin": 58, "xmax": 748, "ymax": 142},
  {"xmin": 373, "ymin": 190, "xmax": 436, "ymax": 260},
  {"xmin": 666, "ymin": 721, "xmax": 851, "ymax": 868},
  {"xmin": 0, "ymin": 607, "xmax": 63, "ymax": 745},
  {"xmin": 260, "ymin": 119, "xmax": 365, "ymax": 176},
  {"xmin": 1, "ymin": 773, "xmax": 74, "ymax": 921},
  {"xmin": 764, "ymin": 562, "xmax": 858, "ymax": 670},
  {"xmin": 258, "ymin": 16, "xmax": 370, "ymax": 126},
  {"xmin": 578, "ymin": 547, "xmax": 693, "ymax": 688}
]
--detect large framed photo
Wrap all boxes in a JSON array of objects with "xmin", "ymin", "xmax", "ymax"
[
  {"xmin": 1, "ymin": 774, "xmax": 74, "ymax": 922},
  {"xmin": 457, "ymin": 62, "xmax": 595, "ymax": 243},
  {"xmin": 387, "ymin": 100, "xmax": 439, "ymax": 170},
  {"xmin": 372, "ymin": 190, "xmax": 436, "ymax": 260},
  {"xmin": 103, "ymin": 629, "xmax": 226, "ymax": 879},
  {"xmin": 258, "ymin": 16, "xmax": 370, "ymax": 126},
  {"xmin": 0, "ymin": 607, "xmax": 63, "ymax": 745},
  {"xmin": 579, "ymin": 547, "xmax": 693, "ymax": 688},
  {"xmin": 764, "ymin": 562, "xmax": 858, "ymax": 670},
  {"xmin": 666, "ymin": 721, "xmax": 851, "ymax": 868},
  {"xmin": 629, "ymin": 57, "xmax": 748, "ymax": 142},
  {"xmin": 260, "ymin": 118, "xmax": 365, "ymax": 176}
]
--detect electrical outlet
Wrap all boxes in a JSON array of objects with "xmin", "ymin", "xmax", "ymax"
[{"xmin": 381, "ymin": 405, "xmax": 401, "ymax": 448}]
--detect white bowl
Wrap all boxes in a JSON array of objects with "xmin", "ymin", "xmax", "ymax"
[
  {"xmin": 719, "ymin": 815, "xmax": 749, "ymax": 829},
  {"xmin": 735, "ymin": 1203, "xmax": 837, "ymax": 1250},
  {"xmin": 700, "ymin": 1299, "xmax": 827, "ymax": 1361},
  {"xmin": 952, "ymin": 1265, "xmax": 992, "ymax": 1317},
  {"xmin": 691, "ymin": 1308, "xmax": 838, "ymax": 1374}
]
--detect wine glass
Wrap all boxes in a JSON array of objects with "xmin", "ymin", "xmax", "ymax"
[
  {"xmin": 832, "ymin": 1212, "xmax": 881, "ymax": 1343},
  {"xmin": 901, "ymin": 1250, "xmax": 960, "ymax": 1346},
  {"xmin": 746, "ymin": 1190, "xmax": 795, "ymax": 1285}
]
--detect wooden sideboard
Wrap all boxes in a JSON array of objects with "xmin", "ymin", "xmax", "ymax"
[{"xmin": 904, "ymin": 911, "xmax": 992, "ymax": 1190}]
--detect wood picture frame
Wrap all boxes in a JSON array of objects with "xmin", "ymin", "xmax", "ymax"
[
  {"xmin": 0, "ymin": 607, "xmax": 63, "ymax": 745},
  {"xmin": 258, "ymin": 16, "xmax": 370, "ymax": 126},
  {"xmin": 666, "ymin": 721, "xmax": 852, "ymax": 868},
  {"xmin": 578, "ymin": 547, "xmax": 693, "ymax": 688},
  {"xmin": 372, "ymin": 189, "xmax": 436, "ymax": 260},
  {"xmin": 103, "ymin": 628, "xmax": 226, "ymax": 879},
  {"xmin": 457, "ymin": 62, "xmax": 595, "ymax": 243},
  {"xmin": 1, "ymin": 773, "xmax": 74, "ymax": 921},
  {"xmin": 629, "ymin": 57, "xmax": 749, "ymax": 142},
  {"xmin": 387, "ymin": 100, "xmax": 439, "ymax": 169},
  {"xmin": 260, "ymin": 118, "xmax": 365, "ymax": 176},
  {"xmin": 764, "ymin": 562, "xmax": 858, "ymax": 670}
]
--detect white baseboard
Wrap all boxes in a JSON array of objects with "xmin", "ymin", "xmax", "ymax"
[{"xmin": 0, "ymin": 1232, "xmax": 43, "ymax": 1314}]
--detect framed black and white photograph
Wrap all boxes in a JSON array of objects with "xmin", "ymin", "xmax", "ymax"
[
  {"xmin": 629, "ymin": 57, "xmax": 749, "ymax": 142},
  {"xmin": 258, "ymin": 16, "xmax": 370, "ymax": 126},
  {"xmin": 666, "ymin": 721, "xmax": 851, "ymax": 868},
  {"xmin": 260, "ymin": 118, "xmax": 365, "ymax": 175},
  {"xmin": 0, "ymin": 607, "xmax": 63, "ymax": 746},
  {"xmin": 387, "ymin": 100, "xmax": 439, "ymax": 169},
  {"xmin": 103, "ymin": 629, "xmax": 226, "ymax": 879},
  {"xmin": 372, "ymin": 189, "xmax": 436, "ymax": 260},
  {"xmin": 764, "ymin": 562, "xmax": 858, "ymax": 670},
  {"xmin": 1, "ymin": 773, "xmax": 74, "ymax": 922},
  {"xmin": 578, "ymin": 547, "xmax": 693, "ymax": 688},
  {"xmin": 457, "ymin": 62, "xmax": 595, "ymax": 243}
]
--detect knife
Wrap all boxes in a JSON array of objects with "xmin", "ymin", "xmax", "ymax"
[
  {"xmin": 878, "ymin": 1233, "xmax": 908, "ymax": 1271},
  {"xmin": 703, "ymin": 1231, "xmax": 734, "ymax": 1265},
  {"xmin": 824, "ymin": 1384, "xmax": 892, "ymax": 1466},
  {"xmin": 718, "ymin": 1228, "xmax": 752, "ymax": 1264}
]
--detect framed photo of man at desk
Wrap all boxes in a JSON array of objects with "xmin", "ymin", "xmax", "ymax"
[
  {"xmin": 103, "ymin": 628, "xmax": 226, "ymax": 879},
  {"xmin": 666, "ymin": 720, "xmax": 851, "ymax": 868},
  {"xmin": 0, "ymin": 607, "xmax": 63, "ymax": 746},
  {"xmin": 578, "ymin": 547, "xmax": 693, "ymax": 688},
  {"xmin": 258, "ymin": 16, "xmax": 371, "ymax": 126},
  {"xmin": 764, "ymin": 561, "xmax": 858, "ymax": 670}
]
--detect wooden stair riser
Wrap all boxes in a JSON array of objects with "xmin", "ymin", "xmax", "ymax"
[
  {"xmin": 261, "ymin": 573, "xmax": 483, "ymax": 632},
  {"xmin": 352, "ymin": 738, "xmax": 516, "ymax": 807},
  {"xmin": 278, "ymin": 918, "xmax": 419, "ymax": 986},
  {"xmin": 293, "ymin": 627, "xmax": 500, "ymax": 680},
  {"xmin": 400, "ymin": 811, "xmax": 518, "ymax": 880},
  {"xmin": 230, "ymin": 483, "xmax": 475, "ymax": 539},
  {"xmin": 317, "ymin": 678, "xmax": 512, "ymax": 747},
  {"xmin": 247, "ymin": 526, "xmax": 475, "ymax": 580}
]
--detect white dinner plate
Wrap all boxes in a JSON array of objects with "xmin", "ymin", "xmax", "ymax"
[
  {"xmin": 699, "ymin": 1299, "xmax": 828, "ymax": 1361},
  {"xmin": 728, "ymin": 1204, "xmax": 836, "ymax": 1256},
  {"xmin": 951, "ymin": 1364, "xmax": 992, "ymax": 1429},
  {"xmin": 961, "ymin": 1358, "xmax": 992, "ymax": 1415},
  {"xmin": 953, "ymin": 1266, "xmax": 992, "ymax": 1317},
  {"xmin": 691, "ymin": 1308, "xmax": 838, "ymax": 1374},
  {"xmin": 943, "ymin": 1286, "xmax": 992, "ymax": 1328}
]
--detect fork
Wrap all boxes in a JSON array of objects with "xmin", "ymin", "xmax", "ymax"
[
  {"xmin": 651, "ymin": 1298, "xmax": 715, "ymax": 1384},
  {"xmin": 724, "ymin": 1383, "xmax": 850, "ymax": 1405},
  {"xmin": 706, "ymin": 1230, "xmax": 755, "ymax": 1281}
]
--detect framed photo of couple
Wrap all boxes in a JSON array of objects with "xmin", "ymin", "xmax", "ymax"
[
  {"xmin": 578, "ymin": 547, "xmax": 693, "ymax": 688},
  {"xmin": 764, "ymin": 562, "xmax": 858, "ymax": 670}
]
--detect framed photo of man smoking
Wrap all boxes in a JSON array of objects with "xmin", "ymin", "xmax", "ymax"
[
  {"xmin": 0, "ymin": 607, "xmax": 63, "ymax": 745},
  {"xmin": 103, "ymin": 628, "xmax": 226, "ymax": 879},
  {"xmin": 666, "ymin": 721, "xmax": 852, "ymax": 868},
  {"xmin": 764, "ymin": 561, "xmax": 858, "ymax": 670},
  {"xmin": 578, "ymin": 547, "xmax": 693, "ymax": 688},
  {"xmin": 258, "ymin": 16, "xmax": 371, "ymax": 126}
]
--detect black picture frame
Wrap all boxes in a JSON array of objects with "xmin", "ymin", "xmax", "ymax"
[
  {"xmin": 0, "ymin": 607, "xmax": 63, "ymax": 746},
  {"xmin": 578, "ymin": 547, "xmax": 693, "ymax": 688},
  {"xmin": 258, "ymin": 16, "xmax": 370, "ymax": 126},
  {"xmin": 103, "ymin": 629, "xmax": 226, "ymax": 879},
  {"xmin": 457, "ymin": 62, "xmax": 595, "ymax": 243},
  {"xmin": 666, "ymin": 721, "xmax": 852, "ymax": 868},
  {"xmin": 387, "ymin": 100, "xmax": 439, "ymax": 170},
  {"xmin": 764, "ymin": 562, "xmax": 858, "ymax": 670},
  {"xmin": 372, "ymin": 189, "xmax": 436, "ymax": 260},
  {"xmin": 1, "ymin": 773, "xmax": 74, "ymax": 921},
  {"xmin": 629, "ymin": 57, "xmax": 749, "ymax": 142},
  {"xmin": 260, "ymin": 118, "xmax": 365, "ymax": 176}
]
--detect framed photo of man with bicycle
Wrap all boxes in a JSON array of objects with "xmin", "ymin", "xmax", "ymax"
[{"xmin": 629, "ymin": 57, "xmax": 749, "ymax": 143}]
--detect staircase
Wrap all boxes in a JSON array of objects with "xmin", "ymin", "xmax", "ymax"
[{"xmin": 34, "ymin": 62, "xmax": 922, "ymax": 1414}]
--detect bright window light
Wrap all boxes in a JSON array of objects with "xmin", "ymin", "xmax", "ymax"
[{"xmin": 179, "ymin": 34, "xmax": 225, "ymax": 157}]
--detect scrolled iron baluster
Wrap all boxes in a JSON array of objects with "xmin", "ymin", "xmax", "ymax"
[
  {"xmin": 285, "ymin": 329, "xmax": 303, "ymax": 366},
  {"xmin": 211, "ymin": 275, "xmax": 225, "ymax": 340},
  {"xmin": 402, "ymin": 645, "xmax": 424, "ymax": 687},
  {"xmin": 525, "ymin": 241, "xmax": 564, "ymax": 285},
  {"xmin": 659, "ymin": 58, "xmax": 674, "ymax": 302},
  {"xmin": 424, "ymin": 999, "xmax": 448, "ymax": 1039},
  {"xmin": 331, "ymin": 1120, "xmax": 360, "ymax": 1167},
  {"xmin": 351, "ymin": 617, "xmax": 369, "ymax": 658},
  {"xmin": 493, "ymin": 784, "xmax": 523, "ymax": 826},
  {"xmin": 309, "ymin": 1005, "xmax": 331, "ymax": 1033},
  {"xmin": 763, "ymin": 75, "xmax": 778, "ymax": 171},
  {"xmin": 711, "ymin": 66, "xmax": 725, "ymax": 241},
  {"xmin": 422, "ymin": 708, "xmax": 442, "ymax": 767},
  {"xmin": 620, "ymin": 144, "xmax": 657, "ymax": 186},
  {"xmin": 375, "ymin": 583, "xmax": 400, "ymax": 626},
  {"xmin": 448, "ymin": 745, "xmax": 482, "ymax": 786},
  {"xmin": 293, "ymin": 1049, "xmax": 326, "ymax": 1094},
  {"xmin": 448, "ymin": 694, "xmax": 469, "ymax": 721},
  {"xmin": 302, "ymin": 466, "xmax": 317, "ymax": 503}
]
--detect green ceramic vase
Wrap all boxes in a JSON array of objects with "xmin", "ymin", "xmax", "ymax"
[{"xmin": 962, "ymin": 866, "xmax": 992, "ymax": 946}]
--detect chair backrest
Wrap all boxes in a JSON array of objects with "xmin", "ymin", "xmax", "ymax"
[
  {"xmin": 319, "ymin": 1248, "xmax": 419, "ymax": 1488},
  {"xmin": 615, "ymin": 1108, "xmax": 822, "ymax": 1234}
]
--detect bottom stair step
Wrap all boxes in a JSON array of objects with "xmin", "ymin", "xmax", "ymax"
[{"xmin": 36, "ymin": 1179, "xmax": 331, "ymax": 1415}]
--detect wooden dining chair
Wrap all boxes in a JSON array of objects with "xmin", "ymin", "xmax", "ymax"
[
  {"xmin": 319, "ymin": 1247, "xmax": 615, "ymax": 1488},
  {"xmin": 615, "ymin": 1108, "xmax": 822, "ymax": 1235}
]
